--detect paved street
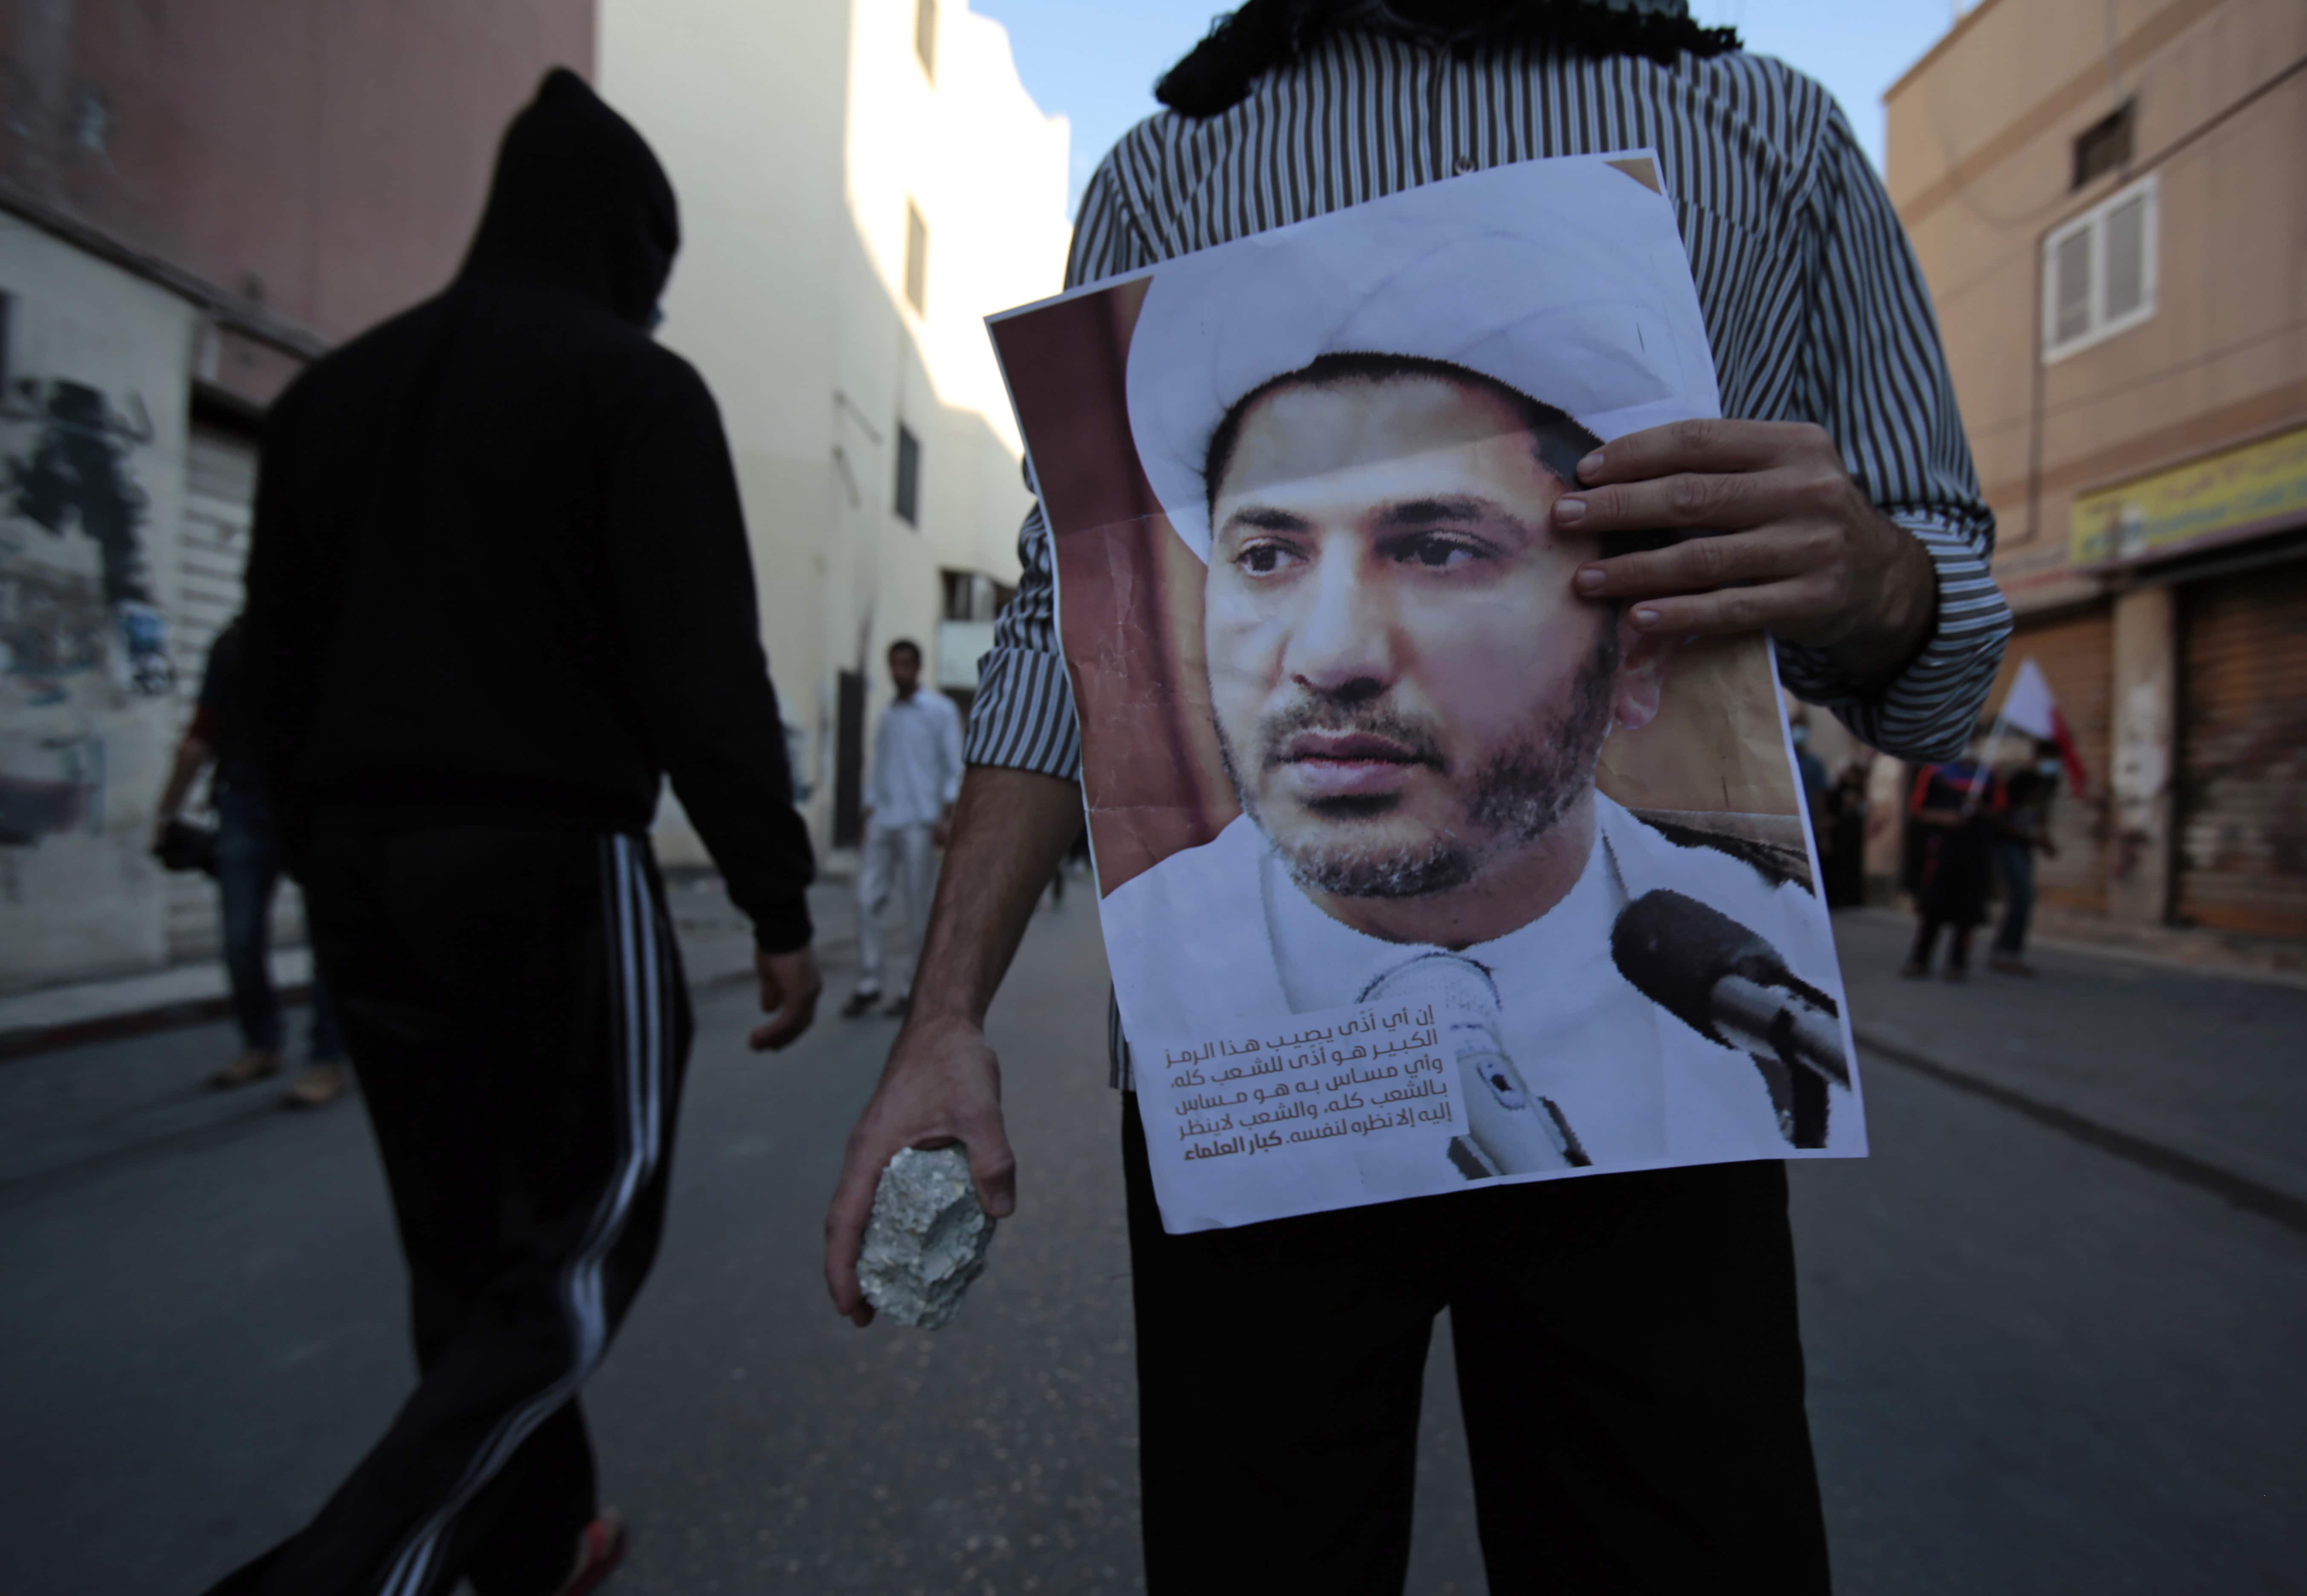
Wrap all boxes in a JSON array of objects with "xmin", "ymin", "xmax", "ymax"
[{"xmin": 4, "ymin": 888, "xmax": 2306, "ymax": 1595}]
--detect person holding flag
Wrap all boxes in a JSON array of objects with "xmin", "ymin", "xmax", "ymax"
[
  {"xmin": 1983, "ymin": 659, "xmax": 2085, "ymax": 975},
  {"xmin": 1996, "ymin": 658, "xmax": 2087, "ymax": 792},
  {"xmin": 1989, "ymin": 742, "xmax": 2062, "ymax": 974}
]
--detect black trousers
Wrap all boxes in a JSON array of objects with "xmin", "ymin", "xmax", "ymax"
[
  {"xmin": 1124, "ymin": 1100, "xmax": 1830, "ymax": 1594},
  {"xmin": 207, "ymin": 825, "xmax": 691, "ymax": 1596}
]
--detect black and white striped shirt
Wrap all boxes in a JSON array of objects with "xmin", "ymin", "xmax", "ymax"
[{"xmin": 964, "ymin": 30, "xmax": 2011, "ymax": 783}]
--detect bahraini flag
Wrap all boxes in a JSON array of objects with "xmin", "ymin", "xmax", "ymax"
[{"xmin": 1998, "ymin": 658, "xmax": 2086, "ymax": 793}]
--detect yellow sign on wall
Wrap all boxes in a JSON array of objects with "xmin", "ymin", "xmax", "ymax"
[{"xmin": 2070, "ymin": 422, "xmax": 2307, "ymax": 568}]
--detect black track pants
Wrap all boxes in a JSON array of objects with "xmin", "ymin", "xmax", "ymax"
[
  {"xmin": 205, "ymin": 825, "xmax": 691, "ymax": 1596},
  {"xmin": 1124, "ymin": 1101, "xmax": 1832, "ymax": 1595}
]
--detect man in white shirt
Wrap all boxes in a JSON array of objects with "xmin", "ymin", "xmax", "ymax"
[{"xmin": 844, "ymin": 639, "xmax": 963, "ymax": 1018}]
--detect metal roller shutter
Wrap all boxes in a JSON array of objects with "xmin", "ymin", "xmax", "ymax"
[
  {"xmin": 2177, "ymin": 560, "xmax": 2307, "ymax": 937},
  {"xmin": 1987, "ymin": 606, "xmax": 2114, "ymax": 911},
  {"xmin": 165, "ymin": 422, "xmax": 307, "ymax": 963}
]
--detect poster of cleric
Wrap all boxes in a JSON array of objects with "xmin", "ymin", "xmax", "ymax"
[{"xmin": 988, "ymin": 153, "xmax": 1865, "ymax": 1234}]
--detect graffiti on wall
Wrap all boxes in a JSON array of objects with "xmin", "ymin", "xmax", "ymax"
[
  {"xmin": 0, "ymin": 561, "xmax": 109, "ymax": 703},
  {"xmin": 1, "ymin": 375, "xmax": 173, "ymax": 698},
  {"xmin": 0, "ymin": 733, "xmax": 104, "ymax": 845}
]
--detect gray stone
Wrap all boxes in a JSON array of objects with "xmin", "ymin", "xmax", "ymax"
[{"xmin": 859, "ymin": 1145, "xmax": 996, "ymax": 1329}]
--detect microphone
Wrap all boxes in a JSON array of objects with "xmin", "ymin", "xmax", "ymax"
[
  {"xmin": 1609, "ymin": 890, "xmax": 1850, "ymax": 1090},
  {"xmin": 1359, "ymin": 952, "xmax": 1587, "ymax": 1178}
]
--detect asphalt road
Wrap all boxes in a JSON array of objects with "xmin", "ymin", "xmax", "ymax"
[{"xmin": 3, "ymin": 893, "xmax": 2304, "ymax": 1594}]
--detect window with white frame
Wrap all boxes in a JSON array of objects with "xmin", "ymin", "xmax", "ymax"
[{"xmin": 2043, "ymin": 174, "xmax": 2157, "ymax": 362}]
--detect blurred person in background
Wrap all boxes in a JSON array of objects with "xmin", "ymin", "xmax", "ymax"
[
  {"xmin": 822, "ymin": 1, "xmax": 2011, "ymax": 1590},
  {"xmin": 1824, "ymin": 758, "xmax": 1871, "ymax": 909},
  {"xmin": 153, "ymin": 614, "xmax": 349, "ymax": 1105},
  {"xmin": 213, "ymin": 69, "xmax": 819, "ymax": 1596},
  {"xmin": 1902, "ymin": 732, "xmax": 2003, "ymax": 982},
  {"xmin": 842, "ymin": 638, "xmax": 963, "ymax": 1020},
  {"xmin": 1988, "ymin": 739, "xmax": 2061, "ymax": 975}
]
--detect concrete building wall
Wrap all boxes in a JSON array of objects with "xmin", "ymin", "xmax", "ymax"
[
  {"xmin": 1885, "ymin": 0, "xmax": 2307, "ymax": 938},
  {"xmin": 599, "ymin": 0, "xmax": 1068, "ymax": 859},
  {"xmin": 0, "ymin": 224, "xmax": 194, "ymax": 986},
  {"xmin": 595, "ymin": 0, "xmax": 853, "ymax": 857}
]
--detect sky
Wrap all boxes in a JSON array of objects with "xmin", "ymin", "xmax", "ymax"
[{"xmin": 970, "ymin": 1, "xmax": 1972, "ymax": 210}]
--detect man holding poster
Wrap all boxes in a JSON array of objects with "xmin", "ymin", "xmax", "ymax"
[{"xmin": 824, "ymin": 5, "xmax": 2012, "ymax": 1591}]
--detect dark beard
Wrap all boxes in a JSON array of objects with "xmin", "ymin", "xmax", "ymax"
[{"xmin": 1217, "ymin": 630, "xmax": 1620, "ymax": 900}]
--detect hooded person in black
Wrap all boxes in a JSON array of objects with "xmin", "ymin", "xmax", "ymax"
[{"xmin": 211, "ymin": 70, "xmax": 819, "ymax": 1596}]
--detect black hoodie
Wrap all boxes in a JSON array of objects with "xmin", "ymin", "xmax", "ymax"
[{"xmin": 244, "ymin": 69, "xmax": 814, "ymax": 951}]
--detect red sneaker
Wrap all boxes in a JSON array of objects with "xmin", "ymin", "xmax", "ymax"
[{"xmin": 554, "ymin": 1510, "xmax": 626, "ymax": 1596}]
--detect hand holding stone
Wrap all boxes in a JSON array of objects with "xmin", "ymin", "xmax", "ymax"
[{"xmin": 824, "ymin": 1013, "xmax": 1016, "ymax": 1327}]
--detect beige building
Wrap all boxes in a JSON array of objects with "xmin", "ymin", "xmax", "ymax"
[
  {"xmin": 600, "ymin": 0, "xmax": 1069, "ymax": 862},
  {"xmin": 1883, "ymin": 0, "xmax": 2307, "ymax": 944}
]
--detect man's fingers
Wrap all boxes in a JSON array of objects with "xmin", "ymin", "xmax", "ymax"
[
  {"xmin": 750, "ymin": 951, "xmax": 824, "ymax": 1051},
  {"xmin": 823, "ymin": 1142, "xmax": 882, "ymax": 1321},
  {"xmin": 1575, "ymin": 417, "xmax": 1827, "ymax": 484},
  {"xmin": 747, "ymin": 992, "xmax": 817, "ymax": 1051},
  {"xmin": 1575, "ymin": 528, "xmax": 1831, "ymax": 601},
  {"xmin": 748, "ymin": 993, "xmax": 816, "ymax": 1050},
  {"xmin": 959, "ymin": 1116, "xmax": 1018, "ymax": 1220},
  {"xmin": 749, "ymin": 972, "xmax": 820, "ymax": 1049},
  {"xmin": 1557, "ymin": 462, "xmax": 1845, "ymax": 538},
  {"xmin": 1616, "ymin": 575, "xmax": 1844, "ymax": 642}
]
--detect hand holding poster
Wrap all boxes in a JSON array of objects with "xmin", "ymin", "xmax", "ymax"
[{"xmin": 987, "ymin": 153, "xmax": 1865, "ymax": 1234}]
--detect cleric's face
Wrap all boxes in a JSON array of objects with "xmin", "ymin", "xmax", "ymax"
[{"xmin": 1204, "ymin": 374, "xmax": 1622, "ymax": 901}]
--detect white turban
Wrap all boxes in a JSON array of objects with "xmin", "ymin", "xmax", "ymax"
[{"xmin": 1124, "ymin": 153, "xmax": 1719, "ymax": 563}]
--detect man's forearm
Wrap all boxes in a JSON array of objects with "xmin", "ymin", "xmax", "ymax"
[
  {"xmin": 910, "ymin": 766, "xmax": 1083, "ymax": 1028},
  {"xmin": 670, "ymin": 752, "xmax": 818, "ymax": 955},
  {"xmin": 156, "ymin": 737, "xmax": 212, "ymax": 823}
]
